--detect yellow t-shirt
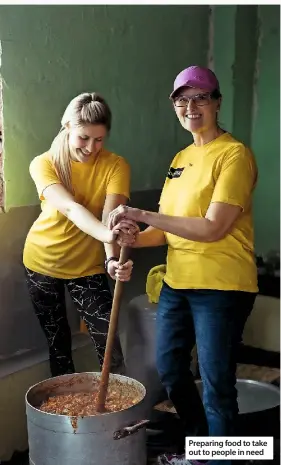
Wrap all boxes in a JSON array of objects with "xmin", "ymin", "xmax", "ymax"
[
  {"xmin": 159, "ymin": 132, "xmax": 258, "ymax": 292},
  {"xmin": 23, "ymin": 149, "xmax": 130, "ymax": 279}
]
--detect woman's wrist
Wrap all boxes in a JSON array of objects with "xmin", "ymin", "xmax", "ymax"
[
  {"xmin": 104, "ymin": 229, "xmax": 115, "ymax": 244},
  {"xmin": 138, "ymin": 209, "xmax": 148, "ymax": 223},
  {"xmin": 105, "ymin": 256, "xmax": 118, "ymax": 272},
  {"xmin": 128, "ymin": 207, "xmax": 145, "ymax": 222}
]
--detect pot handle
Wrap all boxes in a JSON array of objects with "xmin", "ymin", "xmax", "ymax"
[{"xmin": 113, "ymin": 419, "xmax": 150, "ymax": 440}]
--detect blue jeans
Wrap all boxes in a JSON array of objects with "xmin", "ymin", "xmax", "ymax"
[{"xmin": 156, "ymin": 282, "xmax": 256, "ymax": 456}]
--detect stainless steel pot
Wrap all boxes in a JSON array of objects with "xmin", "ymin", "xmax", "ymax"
[
  {"xmin": 26, "ymin": 372, "xmax": 147, "ymax": 465},
  {"xmin": 196, "ymin": 378, "xmax": 280, "ymax": 415},
  {"xmin": 124, "ymin": 295, "xmax": 198, "ymax": 417},
  {"xmin": 124, "ymin": 295, "xmax": 167, "ymax": 416}
]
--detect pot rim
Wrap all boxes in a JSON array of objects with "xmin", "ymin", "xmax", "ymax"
[{"xmin": 25, "ymin": 371, "xmax": 147, "ymax": 419}]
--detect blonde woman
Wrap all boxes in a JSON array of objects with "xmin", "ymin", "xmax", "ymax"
[{"xmin": 23, "ymin": 92, "xmax": 136, "ymax": 377}]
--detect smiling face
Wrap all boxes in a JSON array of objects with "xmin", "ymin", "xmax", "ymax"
[
  {"xmin": 68, "ymin": 123, "xmax": 108, "ymax": 163},
  {"xmin": 173, "ymin": 87, "xmax": 221, "ymax": 135}
]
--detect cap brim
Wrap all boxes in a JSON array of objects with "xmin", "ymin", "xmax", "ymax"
[{"xmin": 169, "ymin": 79, "xmax": 214, "ymax": 99}]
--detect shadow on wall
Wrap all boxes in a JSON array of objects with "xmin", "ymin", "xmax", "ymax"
[{"xmin": 0, "ymin": 206, "xmax": 80, "ymax": 368}]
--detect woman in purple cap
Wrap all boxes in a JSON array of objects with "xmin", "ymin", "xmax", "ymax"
[{"xmin": 109, "ymin": 66, "xmax": 258, "ymax": 465}]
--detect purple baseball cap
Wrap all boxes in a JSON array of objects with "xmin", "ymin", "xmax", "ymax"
[{"xmin": 170, "ymin": 66, "xmax": 220, "ymax": 99}]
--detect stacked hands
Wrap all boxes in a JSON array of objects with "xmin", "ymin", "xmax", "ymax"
[{"xmin": 107, "ymin": 205, "xmax": 141, "ymax": 282}]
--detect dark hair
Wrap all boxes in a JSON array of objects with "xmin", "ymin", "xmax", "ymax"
[{"xmin": 211, "ymin": 89, "xmax": 222, "ymax": 100}]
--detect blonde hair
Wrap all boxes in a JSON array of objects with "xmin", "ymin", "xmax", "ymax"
[{"xmin": 50, "ymin": 92, "xmax": 112, "ymax": 193}]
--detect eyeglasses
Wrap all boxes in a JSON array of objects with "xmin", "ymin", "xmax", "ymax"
[{"xmin": 174, "ymin": 92, "xmax": 214, "ymax": 108}]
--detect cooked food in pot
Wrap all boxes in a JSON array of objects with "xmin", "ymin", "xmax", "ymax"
[{"xmin": 40, "ymin": 380, "xmax": 142, "ymax": 416}]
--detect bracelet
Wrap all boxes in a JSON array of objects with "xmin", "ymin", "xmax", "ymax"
[{"xmin": 104, "ymin": 256, "xmax": 118, "ymax": 272}]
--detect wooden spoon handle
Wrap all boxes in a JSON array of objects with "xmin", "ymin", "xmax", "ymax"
[{"xmin": 96, "ymin": 247, "xmax": 129, "ymax": 412}]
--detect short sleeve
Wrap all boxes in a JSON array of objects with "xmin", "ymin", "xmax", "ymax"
[
  {"xmin": 158, "ymin": 151, "xmax": 181, "ymax": 206},
  {"xmin": 159, "ymin": 178, "xmax": 168, "ymax": 206},
  {"xmin": 106, "ymin": 157, "xmax": 131, "ymax": 198},
  {"xmin": 29, "ymin": 154, "xmax": 61, "ymax": 200},
  {"xmin": 211, "ymin": 146, "xmax": 258, "ymax": 211}
]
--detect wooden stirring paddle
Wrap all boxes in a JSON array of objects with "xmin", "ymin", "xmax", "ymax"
[{"xmin": 96, "ymin": 246, "xmax": 129, "ymax": 413}]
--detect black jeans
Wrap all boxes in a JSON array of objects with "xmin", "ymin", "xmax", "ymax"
[
  {"xmin": 25, "ymin": 267, "xmax": 124, "ymax": 377},
  {"xmin": 156, "ymin": 282, "xmax": 256, "ymax": 461}
]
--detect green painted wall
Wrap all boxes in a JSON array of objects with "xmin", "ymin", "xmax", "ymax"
[
  {"xmin": 0, "ymin": 5, "xmax": 209, "ymax": 209},
  {"xmin": 251, "ymin": 6, "xmax": 280, "ymax": 253},
  {"xmin": 212, "ymin": 5, "xmax": 280, "ymax": 254},
  {"xmin": 233, "ymin": 6, "xmax": 258, "ymax": 146},
  {"xmin": 213, "ymin": 5, "xmax": 237, "ymax": 132},
  {"xmin": 0, "ymin": 5, "xmax": 279, "ymax": 254},
  {"xmin": 212, "ymin": 5, "xmax": 258, "ymax": 145}
]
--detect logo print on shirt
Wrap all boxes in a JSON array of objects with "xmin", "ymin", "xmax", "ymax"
[{"xmin": 167, "ymin": 167, "xmax": 185, "ymax": 179}]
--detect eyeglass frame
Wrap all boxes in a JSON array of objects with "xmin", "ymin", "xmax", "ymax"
[{"xmin": 172, "ymin": 89, "xmax": 221, "ymax": 108}]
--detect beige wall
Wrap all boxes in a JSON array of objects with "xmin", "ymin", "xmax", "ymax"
[
  {"xmin": 243, "ymin": 295, "xmax": 280, "ymax": 353},
  {"xmin": 0, "ymin": 344, "xmax": 99, "ymax": 461}
]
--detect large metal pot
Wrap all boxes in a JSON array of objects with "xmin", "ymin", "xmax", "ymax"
[
  {"xmin": 197, "ymin": 378, "xmax": 280, "ymax": 438},
  {"xmin": 124, "ymin": 295, "xmax": 167, "ymax": 416},
  {"xmin": 26, "ymin": 372, "xmax": 147, "ymax": 465},
  {"xmin": 124, "ymin": 295, "xmax": 198, "ymax": 416}
]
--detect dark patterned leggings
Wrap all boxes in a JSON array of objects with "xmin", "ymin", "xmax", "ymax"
[{"xmin": 25, "ymin": 267, "xmax": 124, "ymax": 377}]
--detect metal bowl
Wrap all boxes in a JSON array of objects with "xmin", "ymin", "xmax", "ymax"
[{"xmin": 195, "ymin": 378, "xmax": 280, "ymax": 414}]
